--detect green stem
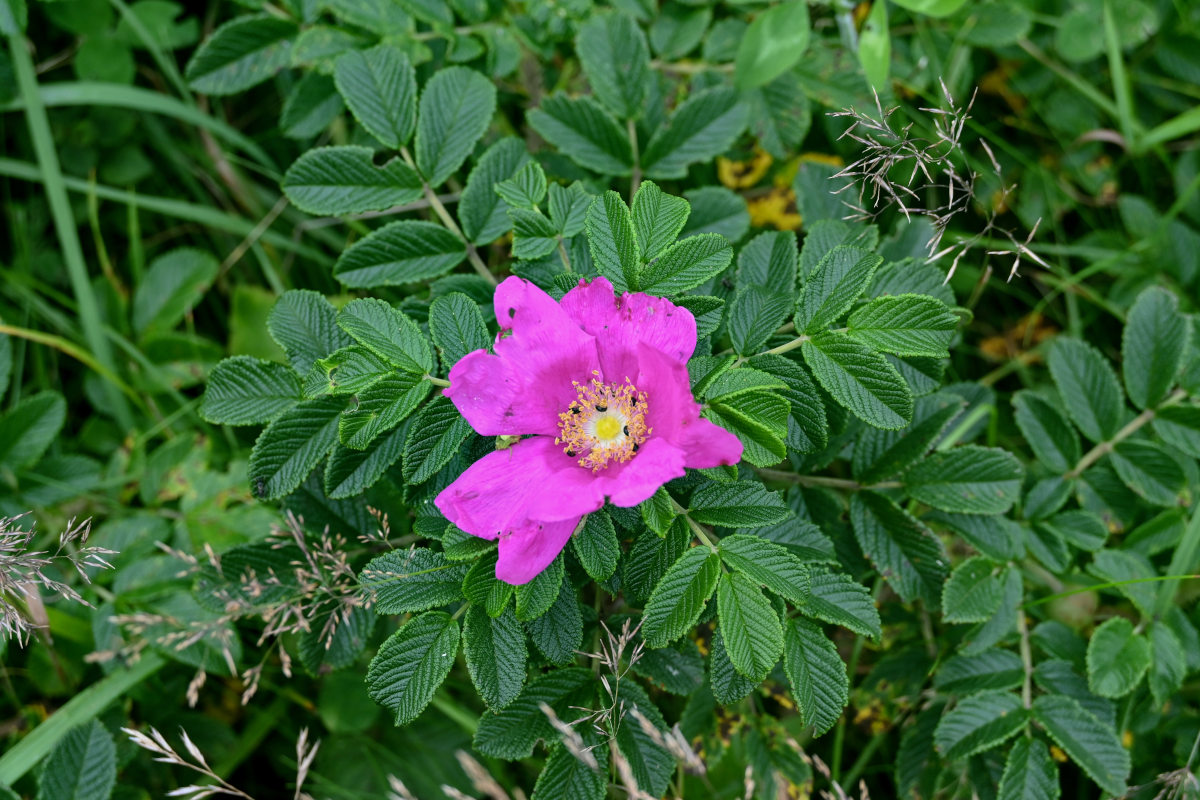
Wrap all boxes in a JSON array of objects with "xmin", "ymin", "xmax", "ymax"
[
  {"xmin": 8, "ymin": 34, "xmax": 134, "ymax": 431},
  {"xmin": 0, "ymin": 323, "xmax": 144, "ymax": 408},
  {"xmin": 756, "ymin": 469, "xmax": 901, "ymax": 492},
  {"xmin": 627, "ymin": 118, "xmax": 641, "ymax": 200},
  {"xmin": 1065, "ymin": 389, "xmax": 1187, "ymax": 479},
  {"xmin": 426, "ymin": 375, "xmax": 451, "ymax": 388}
]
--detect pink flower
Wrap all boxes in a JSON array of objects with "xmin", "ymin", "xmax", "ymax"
[{"xmin": 434, "ymin": 276, "xmax": 743, "ymax": 584}]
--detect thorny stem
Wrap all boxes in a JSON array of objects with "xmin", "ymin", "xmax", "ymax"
[
  {"xmin": 1065, "ymin": 388, "xmax": 1187, "ymax": 479},
  {"xmin": 400, "ymin": 147, "xmax": 497, "ymax": 286},
  {"xmin": 757, "ymin": 469, "xmax": 902, "ymax": 492},
  {"xmin": 627, "ymin": 118, "xmax": 641, "ymax": 199}
]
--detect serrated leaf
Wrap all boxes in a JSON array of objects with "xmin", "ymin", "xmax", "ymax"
[
  {"xmin": 525, "ymin": 579, "xmax": 584, "ymax": 666},
  {"xmin": 1032, "ymin": 694, "xmax": 1129, "ymax": 795},
  {"xmin": 710, "ymin": 626, "xmax": 757, "ymax": 704},
  {"xmin": 339, "ymin": 373, "xmax": 431, "ymax": 449},
  {"xmin": 200, "ymin": 357, "xmax": 301, "ymax": 426},
  {"xmin": 689, "ymin": 482, "xmax": 792, "ymax": 528},
  {"xmin": 305, "ymin": 345, "xmax": 391, "ymax": 397},
  {"xmin": 337, "ymin": 298, "xmax": 433, "ymax": 374},
  {"xmin": 737, "ymin": 230, "xmax": 798, "ymax": 292},
  {"xmin": 415, "ymin": 67, "xmax": 496, "ymax": 187},
  {"xmin": 36, "ymin": 720, "xmax": 115, "ymax": 800},
  {"xmin": 639, "ymin": 487, "xmax": 676, "ymax": 535},
  {"xmin": 1122, "ymin": 286, "xmax": 1188, "ymax": 409},
  {"xmin": 361, "ymin": 547, "xmax": 468, "ymax": 614},
  {"xmin": 575, "ymin": 12, "xmax": 648, "ymax": 119},
  {"xmin": 132, "ymin": 248, "xmax": 218, "ymax": 335},
  {"xmin": 734, "ymin": 0, "xmax": 810, "ymax": 89},
  {"xmin": 783, "ymin": 617, "xmax": 848, "ymax": 736},
  {"xmin": 463, "ymin": 553, "xmax": 515, "ymax": 617},
  {"xmin": 795, "ymin": 246, "xmax": 882, "ymax": 334},
  {"xmin": 851, "ymin": 491, "xmax": 948, "ymax": 605},
  {"xmin": 846, "ymin": 294, "xmax": 957, "ymax": 357},
  {"xmin": 1047, "ymin": 339, "xmax": 1124, "ymax": 443},
  {"xmin": 682, "ymin": 186, "xmax": 750, "ymax": 242},
  {"xmin": 719, "ymin": 534, "xmax": 811, "ymax": 605},
  {"xmin": 325, "ymin": 425, "xmax": 405, "ymax": 498},
  {"xmin": 528, "ymin": 94, "xmax": 633, "ymax": 175},
  {"xmin": 282, "ymin": 146, "xmax": 422, "ymax": 215},
  {"xmin": 1086, "ymin": 617, "xmax": 1150, "ymax": 698},
  {"xmin": 941, "ymin": 557, "xmax": 1003, "ymax": 623},
  {"xmin": 904, "ymin": 446, "xmax": 1024, "ymax": 514},
  {"xmin": 1110, "ymin": 440, "xmax": 1185, "ymax": 506},
  {"xmin": 631, "ymin": 180, "xmax": 689, "ymax": 261},
  {"xmin": 249, "ymin": 397, "xmax": 342, "ymax": 500},
  {"xmin": 1152, "ymin": 405, "xmax": 1200, "ymax": 459},
  {"xmin": 298, "ymin": 603, "xmax": 374, "ymax": 673},
  {"xmin": 728, "ymin": 287, "xmax": 792, "ymax": 356},
  {"xmin": 494, "ymin": 161, "xmax": 547, "ymax": 210},
  {"xmin": 803, "ymin": 332, "xmax": 913, "ymax": 430},
  {"xmin": 624, "ymin": 520, "xmax": 691, "ymax": 602},
  {"xmin": 334, "ymin": 220, "xmax": 467, "ymax": 288},
  {"xmin": 998, "ymin": 739, "xmax": 1060, "ymax": 800},
  {"xmin": 333, "ymin": 45, "xmax": 416, "ymax": 149},
  {"xmin": 803, "ymin": 569, "xmax": 881, "ymax": 639},
  {"xmin": 531, "ymin": 740, "xmax": 608, "ymax": 800},
  {"xmin": 586, "ymin": 191, "xmax": 640, "ymax": 293},
  {"xmin": 632, "ymin": 638, "xmax": 705, "ymax": 696},
  {"xmin": 473, "ymin": 668, "xmax": 595, "ymax": 759},
  {"xmin": 1012, "ymin": 392, "xmax": 1080, "ymax": 474},
  {"xmin": 703, "ymin": 367, "xmax": 787, "ymax": 402},
  {"xmin": 515, "ymin": 555, "xmax": 563, "ymax": 621},
  {"xmin": 185, "ymin": 15, "xmax": 296, "ymax": 95},
  {"xmin": 640, "ymin": 232, "xmax": 733, "ymax": 295},
  {"xmin": 367, "ymin": 612, "xmax": 459, "ymax": 725},
  {"xmin": 268, "ymin": 290, "xmax": 353, "ymax": 374},
  {"xmin": 403, "ymin": 396, "xmax": 473, "ymax": 484},
  {"xmin": 1148, "ymin": 622, "xmax": 1185, "ymax": 708},
  {"xmin": 748, "ymin": 353, "xmax": 829, "ymax": 453},
  {"xmin": 934, "ymin": 649, "xmax": 1024, "ymax": 694},
  {"xmin": 458, "ymin": 137, "xmax": 532, "ymax": 244},
  {"xmin": 464, "ymin": 604, "xmax": 527, "ymax": 709},
  {"xmin": 614, "ymin": 682, "xmax": 675, "ymax": 797},
  {"xmin": 934, "ymin": 692, "xmax": 1028, "ymax": 761},
  {"xmin": 717, "ymin": 571, "xmax": 784, "ymax": 681},
  {"xmin": 429, "ymin": 293, "xmax": 488, "ymax": 368},
  {"xmin": 851, "ymin": 392, "xmax": 963, "ymax": 483},
  {"xmin": 573, "ymin": 511, "xmax": 620, "ymax": 581},
  {"xmin": 641, "ymin": 87, "xmax": 748, "ymax": 179},
  {"xmin": 548, "ymin": 183, "xmax": 592, "ymax": 237},
  {"xmin": 705, "ymin": 391, "xmax": 788, "ymax": 466},
  {"xmin": 643, "ymin": 546, "xmax": 721, "ymax": 647},
  {"xmin": 1088, "ymin": 548, "xmax": 1155, "ymax": 614},
  {"xmin": 509, "ymin": 207, "xmax": 559, "ymax": 259}
]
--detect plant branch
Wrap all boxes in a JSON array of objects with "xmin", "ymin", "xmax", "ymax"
[
  {"xmin": 1065, "ymin": 388, "xmax": 1187, "ymax": 479},
  {"xmin": 757, "ymin": 469, "xmax": 901, "ymax": 492}
]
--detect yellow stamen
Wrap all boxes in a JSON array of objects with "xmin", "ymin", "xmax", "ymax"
[{"xmin": 555, "ymin": 372, "xmax": 650, "ymax": 471}]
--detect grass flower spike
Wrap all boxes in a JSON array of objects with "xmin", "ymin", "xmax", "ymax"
[{"xmin": 436, "ymin": 276, "xmax": 742, "ymax": 584}]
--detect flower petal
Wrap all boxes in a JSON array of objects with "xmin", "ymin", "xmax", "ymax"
[
  {"xmin": 560, "ymin": 277, "xmax": 696, "ymax": 382},
  {"xmin": 444, "ymin": 351, "xmax": 544, "ymax": 436},
  {"xmin": 597, "ymin": 436, "xmax": 687, "ymax": 507},
  {"xmin": 496, "ymin": 517, "xmax": 578, "ymax": 585},
  {"xmin": 676, "ymin": 416, "xmax": 743, "ymax": 469},
  {"xmin": 635, "ymin": 342, "xmax": 700, "ymax": 444}
]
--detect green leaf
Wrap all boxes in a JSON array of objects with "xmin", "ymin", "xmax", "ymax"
[
  {"xmin": 185, "ymin": 15, "xmax": 296, "ymax": 95},
  {"xmin": 649, "ymin": 3, "xmax": 709, "ymax": 59},
  {"xmin": 586, "ymin": 191, "xmax": 640, "ymax": 293},
  {"xmin": 1089, "ymin": 549, "xmax": 1155, "ymax": 614},
  {"xmin": 573, "ymin": 511, "xmax": 620, "ymax": 581},
  {"xmin": 783, "ymin": 617, "xmax": 848, "ymax": 736},
  {"xmin": 1110, "ymin": 440, "xmax": 1185, "ymax": 506},
  {"xmin": 132, "ymin": 248, "xmax": 218, "ymax": 335},
  {"xmin": 463, "ymin": 554, "xmax": 515, "ymax": 617},
  {"xmin": 858, "ymin": 0, "xmax": 891, "ymax": 91},
  {"xmin": 624, "ymin": 520, "xmax": 690, "ymax": 603},
  {"xmin": 803, "ymin": 332, "xmax": 913, "ymax": 429},
  {"xmin": 548, "ymin": 183, "xmax": 592, "ymax": 237},
  {"xmin": 458, "ymin": 137, "xmax": 533, "ymax": 244},
  {"xmin": 575, "ymin": 12, "xmax": 649, "ymax": 119},
  {"xmin": 525, "ymin": 579, "xmax": 584, "ymax": 666},
  {"xmin": 1122, "ymin": 286, "xmax": 1189, "ymax": 409},
  {"xmin": 282, "ymin": 146, "xmax": 422, "ymax": 216},
  {"xmin": 703, "ymin": 367, "xmax": 786, "ymax": 403},
  {"xmin": 473, "ymin": 668, "xmax": 595, "ymax": 759},
  {"xmin": 933, "ymin": 692, "xmax": 1028, "ymax": 761},
  {"xmin": 803, "ymin": 569, "xmax": 881, "ymax": 639},
  {"xmin": 719, "ymin": 534, "xmax": 811, "ymax": 605},
  {"xmin": 631, "ymin": 180, "xmax": 690, "ymax": 262},
  {"xmin": 613, "ymin": 682, "xmax": 675, "ymax": 798},
  {"xmin": 415, "ymin": 67, "xmax": 497, "ymax": 187},
  {"xmin": 632, "ymin": 638, "xmax": 705, "ymax": 696},
  {"xmin": 361, "ymin": 547, "xmax": 468, "ymax": 613},
  {"xmin": 705, "ymin": 392, "xmax": 788, "ymax": 467},
  {"xmin": 850, "ymin": 491, "xmax": 948, "ymax": 605},
  {"xmin": 934, "ymin": 650, "xmax": 1024, "ymax": 695},
  {"xmin": 727, "ymin": 287, "xmax": 792, "ymax": 356},
  {"xmin": 333, "ymin": 45, "xmax": 416, "ymax": 149},
  {"xmin": 851, "ymin": 392, "xmax": 963, "ymax": 483},
  {"xmin": 717, "ymin": 571, "xmax": 784, "ymax": 681},
  {"xmin": 641, "ymin": 87, "xmax": 748, "ymax": 179},
  {"xmin": 36, "ymin": 720, "xmax": 115, "ymax": 800},
  {"xmin": 682, "ymin": 186, "xmax": 750, "ymax": 243},
  {"xmin": 337, "ymin": 298, "xmax": 433, "ymax": 374},
  {"xmin": 1032, "ymin": 694, "xmax": 1129, "ymax": 795},
  {"xmin": 643, "ymin": 546, "xmax": 721, "ymax": 648},
  {"xmin": 333, "ymin": 220, "xmax": 467, "ymax": 288},
  {"xmin": 268, "ymin": 290, "xmax": 353, "ymax": 374},
  {"xmin": 248, "ymin": 397, "xmax": 342, "ymax": 500},
  {"xmin": 889, "ymin": 0, "xmax": 967, "ymax": 16},
  {"xmin": 494, "ymin": 161, "xmax": 547, "ymax": 210},
  {"xmin": 845, "ymin": 294, "xmax": 957, "ymax": 358},
  {"xmin": 737, "ymin": 230, "xmax": 798, "ymax": 292},
  {"xmin": 509, "ymin": 208, "xmax": 559, "ymax": 260},
  {"xmin": 1012, "ymin": 392, "xmax": 1080, "ymax": 473},
  {"xmin": 1047, "ymin": 338, "xmax": 1124, "ymax": 443},
  {"xmin": 1148, "ymin": 622, "xmax": 1186, "ymax": 708},
  {"xmin": 0, "ymin": 0, "xmax": 26, "ymax": 35},
  {"xmin": 429, "ymin": 293, "xmax": 488, "ymax": 368},
  {"xmin": 904, "ymin": 446, "xmax": 1024, "ymax": 514},
  {"xmin": 515, "ymin": 556, "xmax": 563, "ymax": 622},
  {"xmin": 639, "ymin": 487, "xmax": 676, "ymax": 535},
  {"xmin": 997, "ymin": 739, "xmax": 1060, "ymax": 800},
  {"xmin": 734, "ymin": 0, "xmax": 810, "ymax": 89},
  {"xmin": 1152, "ymin": 405, "xmax": 1200, "ymax": 459},
  {"xmin": 689, "ymin": 482, "xmax": 792, "ymax": 528},
  {"xmin": 367, "ymin": 611, "xmax": 460, "ymax": 725},
  {"xmin": 1086, "ymin": 617, "xmax": 1151, "ymax": 698},
  {"xmin": 464, "ymin": 605, "xmax": 527, "ymax": 709},
  {"xmin": 710, "ymin": 626, "xmax": 756, "ymax": 704},
  {"xmin": 531, "ymin": 740, "xmax": 608, "ymax": 800},
  {"xmin": 402, "ymin": 396, "xmax": 473, "ymax": 484},
  {"xmin": 640, "ymin": 233, "xmax": 733, "ymax": 295},
  {"xmin": 338, "ymin": 373, "xmax": 431, "ymax": 449},
  {"xmin": 281, "ymin": 72, "xmax": 343, "ymax": 139},
  {"xmin": 795, "ymin": 246, "xmax": 882, "ymax": 334},
  {"xmin": 325, "ymin": 425, "xmax": 405, "ymax": 498},
  {"xmin": 305, "ymin": 346, "xmax": 391, "ymax": 397},
  {"xmin": 199, "ymin": 357, "xmax": 300, "ymax": 426},
  {"xmin": 298, "ymin": 604, "xmax": 375, "ymax": 673},
  {"xmin": 941, "ymin": 557, "xmax": 1003, "ymax": 624},
  {"xmin": 527, "ymin": 94, "xmax": 633, "ymax": 176},
  {"xmin": 748, "ymin": 354, "xmax": 829, "ymax": 454}
]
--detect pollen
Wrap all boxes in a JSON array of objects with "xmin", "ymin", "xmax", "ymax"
[{"xmin": 556, "ymin": 372, "xmax": 650, "ymax": 471}]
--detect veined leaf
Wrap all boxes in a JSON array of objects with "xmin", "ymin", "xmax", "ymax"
[
  {"xmin": 689, "ymin": 482, "xmax": 792, "ymax": 528},
  {"xmin": 573, "ymin": 511, "xmax": 620, "ymax": 581},
  {"xmin": 640, "ymin": 232, "xmax": 733, "ymax": 295},
  {"xmin": 268, "ymin": 290, "xmax": 354, "ymax": 374},
  {"xmin": 717, "ymin": 571, "xmax": 784, "ymax": 681},
  {"xmin": 360, "ymin": 547, "xmax": 468, "ymax": 613},
  {"xmin": 337, "ymin": 298, "xmax": 433, "ymax": 374},
  {"xmin": 934, "ymin": 649, "xmax": 1024, "ymax": 694},
  {"xmin": 643, "ymin": 545, "xmax": 720, "ymax": 647},
  {"xmin": 850, "ymin": 491, "xmax": 948, "ymax": 605},
  {"xmin": 1047, "ymin": 338, "xmax": 1124, "ymax": 443},
  {"xmin": 734, "ymin": 0, "xmax": 810, "ymax": 89},
  {"xmin": 933, "ymin": 692, "xmax": 1027, "ymax": 761},
  {"xmin": 132, "ymin": 248, "xmax": 218, "ymax": 335},
  {"xmin": 719, "ymin": 534, "xmax": 811, "ymax": 605},
  {"xmin": 402, "ymin": 395, "xmax": 473, "ymax": 484},
  {"xmin": 528, "ymin": 94, "xmax": 633, "ymax": 175},
  {"xmin": 845, "ymin": 294, "xmax": 958, "ymax": 357},
  {"xmin": 324, "ymin": 425, "xmax": 406, "ymax": 498},
  {"xmin": 631, "ymin": 180, "xmax": 689, "ymax": 261},
  {"xmin": 941, "ymin": 557, "xmax": 1003, "ymax": 623},
  {"xmin": 904, "ymin": 446, "xmax": 1024, "ymax": 514},
  {"xmin": 1086, "ymin": 617, "xmax": 1150, "ymax": 698},
  {"xmin": 415, "ymin": 66, "xmax": 496, "ymax": 187},
  {"xmin": 642, "ymin": 87, "xmax": 748, "ymax": 179},
  {"xmin": 1122, "ymin": 286, "xmax": 1188, "ymax": 409},
  {"xmin": 334, "ymin": 220, "xmax": 467, "ymax": 288},
  {"xmin": 575, "ymin": 12, "xmax": 649, "ymax": 119},
  {"xmin": 586, "ymin": 191, "xmax": 640, "ymax": 293},
  {"xmin": 710, "ymin": 627, "xmax": 756, "ymax": 704},
  {"xmin": 201, "ymin": 356, "xmax": 301, "ymax": 425},
  {"xmin": 794, "ymin": 246, "xmax": 882, "ymax": 334},
  {"xmin": 727, "ymin": 287, "xmax": 792, "ymax": 356},
  {"xmin": 803, "ymin": 332, "xmax": 913, "ymax": 430},
  {"xmin": 37, "ymin": 720, "xmax": 116, "ymax": 800},
  {"xmin": 1012, "ymin": 391, "xmax": 1080, "ymax": 474},
  {"xmin": 473, "ymin": 668, "xmax": 595, "ymax": 759},
  {"xmin": 339, "ymin": 373, "xmax": 431, "ymax": 449},
  {"xmin": 333, "ymin": 45, "xmax": 416, "ymax": 149},
  {"xmin": 1033, "ymin": 694, "xmax": 1130, "ymax": 795},
  {"xmin": 1110, "ymin": 440, "xmax": 1186, "ymax": 506},
  {"xmin": 367, "ymin": 611, "xmax": 460, "ymax": 725},
  {"xmin": 185, "ymin": 15, "xmax": 296, "ymax": 95},
  {"xmin": 458, "ymin": 137, "xmax": 532, "ymax": 244},
  {"xmin": 429, "ymin": 293, "xmax": 488, "ymax": 368},
  {"xmin": 783, "ymin": 617, "xmax": 848, "ymax": 736},
  {"xmin": 997, "ymin": 739, "xmax": 1060, "ymax": 800},
  {"xmin": 249, "ymin": 397, "xmax": 343, "ymax": 500},
  {"xmin": 282, "ymin": 146, "xmax": 422, "ymax": 215},
  {"xmin": 803, "ymin": 569, "xmax": 881, "ymax": 639},
  {"xmin": 463, "ymin": 604, "xmax": 527, "ymax": 709}
]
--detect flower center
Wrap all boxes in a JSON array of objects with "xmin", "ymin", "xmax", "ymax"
[{"xmin": 556, "ymin": 374, "xmax": 650, "ymax": 472}]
